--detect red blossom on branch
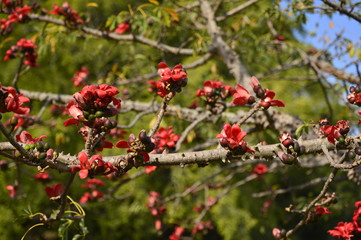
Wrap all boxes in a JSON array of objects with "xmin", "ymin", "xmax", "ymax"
[
  {"xmin": 314, "ymin": 206, "xmax": 331, "ymax": 215},
  {"xmin": 319, "ymin": 119, "xmax": 349, "ymax": 143},
  {"xmin": 169, "ymin": 226, "xmax": 185, "ymax": 240},
  {"xmin": 80, "ymin": 190, "xmax": 104, "ymax": 204},
  {"xmin": 150, "ymin": 62, "xmax": 188, "ymax": 98},
  {"xmin": 6, "ymin": 184, "xmax": 16, "ymax": 198},
  {"xmin": 197, "ymin": 80, "xmax": 235, "ymax": 103},
  {"xmin": 64, "ymin": 84, "xmax": 121, "ymax": 127},
  {"xmin": 216, "ymin": 123, "xmax": 254, "ymax": 154},
  {"xmin": 115, "ymin": 22, "xmax": 130, "ymax": 34},
  {"xmin": 72, "ymin": 152, "xmax": 117, "ymax": 179},
  {"xmin": 4, "ymin": 38, "xmax": 38, "ymax": 67},
  {"xmin": 329, "ymin": 222, "xmax": 355, "ymax": 240},
  {"xmin": 0, "ymin": 84, "xmax": 30, "ymax": 114},
  {"xmin": 146, "ymin": 191, "xmax": 166, "ymax": 217},
  {"xmin": 72, "ymin": 66, "xmax": 89, "ymax": 87},
  {"xmin": 116, "ymin": 130, "xmax": 155, "ymax": 166},
  {"xmin": 45, "ymin": 183, "xmax": 63, "ymax": 200},
  {"xmin": 16, "ymin": 131, "xmax": 47, "ymax": 144},
  {"xmin": 49, "ymin": 2, "xmax": 84, "ymax": 25},
  {"xmin": 232, "ymin": 84, "xmax": 255, "ymax": 106},
  {"xmin": 192, "ymin": 221, "xmax": 214, "ymax": 234},
  {"xmin": 153, "ymin": 126, "xmax": 180, "ymax": 153},
  {"xmin": 35, "ymin": 172, "xmax": 51, "ymax": 183}
]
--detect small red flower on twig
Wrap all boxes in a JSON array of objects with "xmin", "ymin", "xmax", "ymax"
[
  {"xmin": 216, "ymin": 123, "xmax": 254, "ymax": 154},
  {"xmin": 45, "ymin": 183, "xmax": 63, "ymax": 200},
  {"xmin": 0, "ymin": 84, "xmax": 30, "ymax": 114}
]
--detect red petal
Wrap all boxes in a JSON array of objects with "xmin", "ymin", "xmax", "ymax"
[
  {"xmin": 140, "ymin": 151, "xmax": 150, "ymax": 162},
  {"xmin": 78, "ymin": 151, "xmax": 88, "ymax": 164},
  {"xmin": 79, "ymin": 169, "xmax": 89, "ymax": 179},
  {"xmin": 265, "ymin": 90, "xmax": 276, "ymax": 99},
  {"xmin": 116, "ymin": 140, "xmax": 130, "ymax": 148},
  {"xmin": 231, "ymin": 124, "xmax": 241, "ymax": 138},
  {"xmin": 63, "ymin": 118, "xmax": 79, "ymax": 127},
  {"xmin": 270, "ymin": 100, "xmax": 285, "ymax": 107}
]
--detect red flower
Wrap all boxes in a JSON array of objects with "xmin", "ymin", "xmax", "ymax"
[
  {"xmin": 252, "ymin": 163, "xmax": 267, "ymax": 175},
  {"xmin": 6, "ymin": 185, "xmax": 16, "ymax": 198},
  {"xmin": 45, "ymin": 183, "xmax": 63, "ymax": 200},
  {"xmin": 154, "ymin": 62, "xmax": 187, "ymax": 98},
  {"xmin": 328, "ymin": 222, "xmax": 355, "ymax": 240},
  {"xmin": 216, "ymin": 123, "xmax": 254, "ymax": 153},
  {"xmin": 192, "ymin": 221, "xmax": 213, "ymax": 234},
  {"xmin": 314, "ymin": 206, "xmax": 331, "ymax": 215},
  {"xmin": 115, "ymin": 22, "xmax": 130, "ymax": 34},
  {"xmin": 72, "ymin": 152, "xmax": 117, "ymax": 179},
  {"xmin": 158, "ymin": 62, "xmax": 187, "ymax": 82},
  {"xmin": 169, "ymin": 226, "xmax": 185, "ymax": 240},
  {"xmin": 64, "ymin": 84, "xmax": 121, "ymax": 127},
  {"xmin": 319, "ymin": 119, "xmax": 349, "ymax": 143},
  {"xmin": 146, "ymin": 191, "xmax": 166, "ymax": 217},
  {"xmin": 0, "ymin": 85, "xmax": 30, "ymax": 114},
  {"xmin": 153, "ymin": 126, "xmax": 180, "ymax": 152},
  {"xmin": 35, "ymin": 172, "xmax": 51, "ymax": 183},
  {"xmin": 79, "ymin": 190, "xmax": 104, "ymax": 204},
  {"xmin": 279, "ymin": 132, "xmax": 294, "ymax": 148},
  {"xmin": 49, "ymin": 2, "xmax": 84, "ymax": 25},
  {"xmin": 72, "ymin": 66, "xmax": 89, "ymax": 87},
  {"xmin": 232, "ymin": 84, "xmax": 255, "ymax": 106},
  {"xmin": 249, "ymin": 76, "xmax": 285, "ymax": 109},
  {"xmin": 4, "ymin": 38, "xmax": 38, "ymax": 67},
  {"xmin": 81, "ymin": 178, "xmax": 105, "ymax": 189},
  {"xmin": 260, "ymin": 90, "xmax": 285, "ymax": 109},
  {"xmin": 16, "ymin": 131, "xmax": 47, "ymax": 144}
]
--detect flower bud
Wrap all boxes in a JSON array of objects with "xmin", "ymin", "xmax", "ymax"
[
  {"xmin": 138, "ymin": 130, "xmax": 147, "ymax": 142},
  {"xmin": 277, "ymin": 152, "xmax": 295, "ymax": 165},
  {"xmin": 256, "ymin": 88, "xmax": 265, "ymax": 99},
  {"xmin": 350, "ymin": 86, "xmax": 356, "ymax": 93},
  {"xmin": 248, "ymin": 96, "xmax": 255, "ymax": 104}
]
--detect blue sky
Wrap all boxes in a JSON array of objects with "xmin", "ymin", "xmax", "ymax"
[{"xmin": 293, "ymin": 0, "xmax": 361, "ymax": 74}]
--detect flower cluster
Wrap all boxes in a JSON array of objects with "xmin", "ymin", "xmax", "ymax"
[
  {"xmin": 49, "ymin": 2, "xmax": 84, "ymax": 26},
  {"xmin": 64, "ymin": 84, "xmax": 121, "ymax": 127},
  {"xmin": 149, "ymin": 62, "xmax": 188, "ymax": 98},
  {"xmin": 347, "ymin": 86, "xmax": 361, "ymax": 107},
  {"xmin": 152, "ymin": 126, "xmax": 180, "ymax": 153},
  {"xmin": 146, "ymin": 191, "xmax": 166, "ymax": 231},
  {"xmin": 0, "ymin": 84, "xmax": 30, "ymax": 114},
  {"xmin": 277, "ymin": 132, "xmax": 306, "ymax": 165},
  {"xmin": 0, "ymin": 4, "xmax": 31, "ymax": 35},
  {"xmin": 72, "ymin": 66, "xmax": 89, "ymax": 87},
  {"xmin": 319, "ymin": 119, "xmax": 350, "ymax": 143},
  {"xmin": 16, "ymin": 131, "xmax": 57, "ymax": 161},
  {"xmin": 5, "ymin": 114, "xmax": 35, "ymax": 131},
  {"xmin": 35, "ymin": 172, "xmax": 51, "ymax": 184},
  {"xmin": 72, "ymin": 152, "xmax": 117, "ymax": 179},
  {"xmin": 196, "ymin": 80, "xmax": 235, "ymax": 111},
  {"xmin": 115, "ymin": 22, "xmax": 130, "ymax": 34},
  {"xmin": 328, "ymin": 201, "xmax": 361, "ymax": 240},
  {"xmin": 116, "ymin": 130, "xmax": 155, "ymax": 166},
  {"xmin": 4, "ymin": 38, "xmax": 38, "ymax": 67},
  {"xmin": 232, "ymin": 76, "xmax": 285, "ymax": 109},
  {"xmin": 192, "ymin": 221, "xmax": 214, "ymax": 235},
  {"xmin": 216, "ymin": 123, "xmax": 254, "ymax": 154},
  {"xmin": 80, "ymin": 178, "xmax": 105, "ymax": 204},
  {"xmin": 169, "ymin": 226, "xmax": 185, "ymax": 240}
]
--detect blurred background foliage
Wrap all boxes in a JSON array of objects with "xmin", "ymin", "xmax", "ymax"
[{"xmin": 0, "ymin": 0, "xmax": 359, "ymax": 239}]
